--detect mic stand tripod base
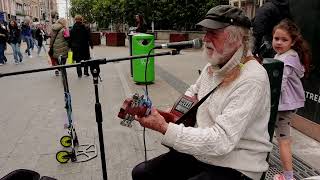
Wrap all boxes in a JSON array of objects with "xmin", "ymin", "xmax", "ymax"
[{"xmin": 73, "ymin": 144, "xmax": 98, "ymax": 163}]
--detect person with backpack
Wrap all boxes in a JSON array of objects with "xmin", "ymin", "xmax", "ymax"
[{"xmin": 252, "ymin": 0, "xmax": 291, "ymax": 60}]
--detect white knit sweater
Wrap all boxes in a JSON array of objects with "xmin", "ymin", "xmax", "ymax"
[{"xmin": 162, "ymin": 47, "xmax": 273, "ymax": 180}]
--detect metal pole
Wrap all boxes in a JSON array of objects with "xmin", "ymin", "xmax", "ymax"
[
  {"xmin": 66, "ymin": 0, "xmax": 68, "ymax": 22},
  {"xmin": 38, "ymin": 0, "xmax": 41, "ymax": 21},
  {"xmin": 48, "ymin": 0, "xmax": 52, "ymax": 26}
]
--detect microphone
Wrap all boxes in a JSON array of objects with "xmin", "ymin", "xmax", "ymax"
[{"xmin": 154, "ymin": 38, "xmax": 203, "ymax": 50}]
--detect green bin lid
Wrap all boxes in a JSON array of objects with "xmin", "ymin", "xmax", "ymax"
[{"xmin": 132, "ymin": 33, "xmax": 154, "ymax": 40}]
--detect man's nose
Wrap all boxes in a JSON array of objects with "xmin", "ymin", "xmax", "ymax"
[{"xmin": 203, "ymin": 34, "xmax": 210, "ymax": 42}]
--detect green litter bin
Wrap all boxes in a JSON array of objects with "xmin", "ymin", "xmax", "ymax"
[{"xmin": 132, "ymin": 33, "xmax": 155, "ymax": 83}]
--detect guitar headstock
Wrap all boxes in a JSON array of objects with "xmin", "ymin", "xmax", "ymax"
[{"xmin": 118, "ymin": 93, "xmax": 151, "ymax": 127}]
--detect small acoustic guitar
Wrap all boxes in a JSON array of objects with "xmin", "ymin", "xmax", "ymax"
[{"xmin": 117, "ymin": 93, "xmax": 198, "ymax": 127}]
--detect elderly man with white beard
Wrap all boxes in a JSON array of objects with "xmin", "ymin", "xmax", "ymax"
[{"xmin": 132, "ymin": 5, "xmax": 273, "ymax": 180}]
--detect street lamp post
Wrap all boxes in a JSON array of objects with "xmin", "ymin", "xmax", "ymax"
[
  {"xmin": 66, "ymin": 0, "xmax": 69, "ymax": 23},
  {"xmin": 48, "ymin": 0, "xmax": 52, "ymax": 26}
]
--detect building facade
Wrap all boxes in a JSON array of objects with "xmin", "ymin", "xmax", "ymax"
[
  {"xmin": 229, "ymin": 0, "xmax": 265, "ymax": 19},
  {"xmin": 0, "ymin": 0, "xmax": 57, "ymax": 25}
]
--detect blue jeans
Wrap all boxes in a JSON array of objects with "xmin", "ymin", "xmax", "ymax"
[
  {"xmin": 24, "ymin": 36, "xmax": 32, "ymax": 55},
  {"xmin": 32, "ymin": 38, "xmax": 37, "ymax": 49},
  {"xmin": 0, "ymin": 43, "xmax": 5, "ymax": 64},
  {"xmin": 10, "ymin": 43, "xmax": 23, "ymax": 63},
  {"xmin": 37, "ymin": 42, "xmax": 46, "ymax": 55}
]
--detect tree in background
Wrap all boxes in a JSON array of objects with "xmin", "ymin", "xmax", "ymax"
[
  {"xmin": 94, "ymin": 0, "xmax": 125, "ymax": 31},
  {"xmin": 70, "ymin": 0, "xmax": 229, "ymax": 31},
  {"xmin": 70, "ymin": 0, "xmax": 96, "ymax": 24},
  {"xmin": 123, "ymin": 0, "xmax": 228, "ymax": 31}
]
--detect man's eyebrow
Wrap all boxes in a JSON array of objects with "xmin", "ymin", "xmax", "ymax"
[{"xmin": 204, "ymin": 28, "xmax": 224, "ymax": 34}]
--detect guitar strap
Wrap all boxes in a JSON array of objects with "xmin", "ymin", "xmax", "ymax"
[{"xmin": 175, "ymin": 84, "xmax": 220, "ymax": 126}]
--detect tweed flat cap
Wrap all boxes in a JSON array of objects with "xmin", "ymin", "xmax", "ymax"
[{"xmin": 197, "ymin": 5, "xmax": 251, "ymax": 29}]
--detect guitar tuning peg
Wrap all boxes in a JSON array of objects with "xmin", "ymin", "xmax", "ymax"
[
  {"xmin": 120, "ymin": 119, "xmax": 130, "ymax": 127},
  {"xmin": 127, "ymin": 121, "xmax": 133, "ymax": 128},
  {"xmin": 120, "ymin": 120, "xmax": 126, "ymax": 126},
  {"xmin": 133, "ymin": 93, "xmax": 139, "ymax": 100}
]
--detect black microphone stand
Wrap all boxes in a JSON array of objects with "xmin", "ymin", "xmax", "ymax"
[{"xmin": 0, "ymin": 50, "xmax": 178, "ymax": 180}]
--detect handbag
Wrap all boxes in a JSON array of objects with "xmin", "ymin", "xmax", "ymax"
[
  {"xmin": 48, "ymin": 30, "xmax": 60, "ymax": 57},
  {"xmin": 66, "ymin": 50, "xmax": 73, "ymax": 65}
]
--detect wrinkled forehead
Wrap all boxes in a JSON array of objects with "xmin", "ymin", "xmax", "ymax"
[
  {"xmin": 203, "ymin": 27, "xmax": 226, "ymax": 35},
  {"xmin": 203, "ymin": 27, "xmax": 228, "ymax": 41}
]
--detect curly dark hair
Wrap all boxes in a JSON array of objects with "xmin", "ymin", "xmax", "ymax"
[{"xmin": 273, "ymin": 19, "xmax": 312, "ymax": 76}]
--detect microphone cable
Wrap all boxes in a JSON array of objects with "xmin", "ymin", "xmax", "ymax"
[{"xmin": 142, "ymin": 46, "xmax": 157, "ymax": 162}]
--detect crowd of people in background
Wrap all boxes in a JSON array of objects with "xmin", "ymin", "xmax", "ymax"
[
  {"xmin": 0, "ymin": 15, "xmax": 94, "ymax": 79},
  {"xmin": 0, "ymin": 17, "xmax": 50, "ymax": 66}
]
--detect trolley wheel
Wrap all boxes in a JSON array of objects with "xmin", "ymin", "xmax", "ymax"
[
  {"xmin": 60, "ymin": 135, "xmax": 72, "ymax": 147},
  {"xmin": 56, "ymin": 150, "xmax": 70, "ymax": 163}
]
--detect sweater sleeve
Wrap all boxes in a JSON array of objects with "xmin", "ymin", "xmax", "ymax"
[
  {"xmin": 281, "ymin": 65, "xmax": 293, "ymax": 94},
  {"xmin": 162, "ymin": 79, "xmax": 267, "ymax": 156}
]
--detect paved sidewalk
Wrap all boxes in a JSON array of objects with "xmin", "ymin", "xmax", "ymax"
[{"xmin": 0, "ymin": 43, "xmax": 319, "ymax": 180}]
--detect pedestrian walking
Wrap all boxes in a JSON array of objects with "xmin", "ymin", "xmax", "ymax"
[
  {"xmin": 70, "ymin": 15, "xmax": 93, "ymax": 78},
  {"xmin": 272, "ymin": 19, "xmax": 311, "ymax": 180},
  {"xmin": 35, "ymin": 24, "xmax": 47, "ymax": 56},
  {"xmin": 8, "ymin": 20, "xmax": 23, "ymax": 64},
  {"xmin": 21, "ymin": 18, "xmax": 33, "ymax": 58},
  {"xmin": 49, "ymin": 18, "xmax": 70, "ymax": 76},
  {"xmin": 31, "ymin": 24, "xmax": 38, "ymax": 50}
]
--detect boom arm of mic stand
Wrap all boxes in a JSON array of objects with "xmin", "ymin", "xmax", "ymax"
[{"xmin": 0, "ymin": 50, "xmax": 179, "ymax": 78}]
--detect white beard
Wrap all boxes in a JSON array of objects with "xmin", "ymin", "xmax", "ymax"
[
  {"xmin": 202, "ymin": 42, "xmax": 240, "ymax": 66},
  {"xmin": 202, "ymin": 42, "xmax": 229, "ymax": 66},
  {"xmin": 202, "ymin": 48, "xmax": 224, "ymax": 66}
]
